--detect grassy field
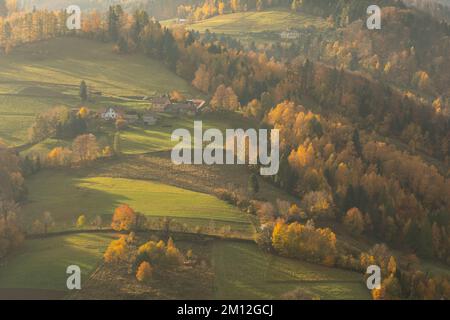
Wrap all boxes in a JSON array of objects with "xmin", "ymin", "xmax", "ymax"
[
  {"xmin": 63, "ymin": 237, "xmax": 372, "ymax": 300},
  {"xmin": 212, "ymin": 241, "xmax": 371, "ymax": 300},
  {"xmin": 120, "ymin": 113, "xmax": 254, "ymax": 154},
  {"xmin": 23, "ymin": 171, "xmax": 254, "ymax": 236},
  {"xmin": 20, "ymin": 132, "xmax": 113, "ymax": 158},
  {"xmin": 0, "ymin": 233, "xmax": 116, "ymax": 291},
  {"xmin": 0, "ymin": 37, "xmax": 199, "ymax": 146},
  {"xmin": 18, "ymin": 112, "xmax": 252, "ymax": 158},
  {"xmin": 177, "ymin": 9, "xmax": 330, "ymax": 35}
]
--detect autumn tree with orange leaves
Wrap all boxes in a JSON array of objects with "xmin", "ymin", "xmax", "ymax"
[
  {"xmin": 136, "ymin": 261, "xmax": 153, "ymax": 282},
  {"xmin": 104, "ymin": 235, "xmax": 130, "ymax": 263},
  {"xmin": 111, "ymin": 204, "xmax": 137, "ymax": 231}
]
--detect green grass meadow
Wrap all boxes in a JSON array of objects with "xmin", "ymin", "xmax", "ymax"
[
  {"xmin": 23, "ymin": 171, "xmax": 254, "ymax": 236},
  {"xmin": 0, "ymin": 37, "xmax": 199, "ymax": 146},
  {"xmin": 120, "ymin": 113, "xmax": 253, "ymax": 154},
  {"xmin": 181, "ymin": 9, "xmax": 330, "ymax": 34},
  {"xmin": 0, "ymin": 236, "xmax": 371, "ymax": 299},
  {"xmin": 212, "ymin": 241, "xmax": 371, "ymax": 300},
  {"xmin": 0, "ymin": 233, "xmax": 116, "ymax": 290}
]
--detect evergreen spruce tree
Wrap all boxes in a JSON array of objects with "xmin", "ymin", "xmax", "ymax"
[
  {"xmin": 113, "ymin": 132, "xmax": 121, "ymax": 156},
  {"xmin": 248, "ymin": 173, "xmax": 260, "ymax": 195},
  {"xmin": 80, "ymin": 80, "xmax": 88, "ymax": 102}
]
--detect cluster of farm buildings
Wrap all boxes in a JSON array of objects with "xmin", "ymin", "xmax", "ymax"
[{"xmin": 96, "ymin": 95, "xmax": 206, "ymax": 126}]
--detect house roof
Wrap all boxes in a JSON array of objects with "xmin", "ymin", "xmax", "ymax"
[
  {"xmin": 98, "ymin": 106, "xmax": 125, "ymax": 116},
  {"xmin": 187, "ymin": 99, "xmax": 207, "ymax": 110}
]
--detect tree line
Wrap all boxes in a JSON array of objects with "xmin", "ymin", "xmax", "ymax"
[{"xmin": 0, "ymin": 141, "xmax": 25, "ymax": 259}]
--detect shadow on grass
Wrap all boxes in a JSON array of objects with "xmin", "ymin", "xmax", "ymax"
[
  {"xmin": 0, "ymin": 233, "xmax": 116, "ymax": 292},
  {"xmin": 23, "ymin": 170, "xmax": 132, "ymax": 225}
]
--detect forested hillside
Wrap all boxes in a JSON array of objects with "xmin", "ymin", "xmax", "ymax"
[
  {"xmin": 11, "ymin": 0, "xmax": 202, "ymax": 19},
  {"xmin": 0, "ymin": 1, "xmax": 449, "ymax": 300},
  {"xmin": 403, "ymin": 0, "xmax": 450, "ymax": 22},
  {"xmin": 176, "ymin": 1, "xmax": 450, "ymax": 113},
  {"xmin": 177, "ymin": 0, "xmax": 401, "ymax": 23}
]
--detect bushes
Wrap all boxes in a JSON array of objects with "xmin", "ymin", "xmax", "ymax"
[
  {"xmin": 255, "ymin": 223, "xmax": 274, "ymax": 253},
  {"xmin": 104, "ymin": 235, "xmax": 130, "ymax": 264},
  {"xmin": 47, "ymin": 147, "xmax": 72, "ymax": 167},
  {"xmin": 372, "ymin": 276, "xmax": 402, "ymax": 300},
  {"xmin": 136, "ymin": 261, "xmax": 153, "ymax": 282},
  {"xmin": 132, "ymin": 237, "xmax": 185, "ymax": 283},
  {"xmin": 136, "ymin": 238, "xmax": 184, "ymax": 268},
  {"xmin": 214, "ymin": 188, "xmax": 253, "ymax": 212},
  {"xmin": 272, "ymin": 219, "xmax": 337, "ymax": 266},
  {"xmin": 254, "ymin": 201, "xmax": 276, "ymax": 224},
  {"xmin": 28, "ymin": 107, "xmax": 88, "ymax": 143}
]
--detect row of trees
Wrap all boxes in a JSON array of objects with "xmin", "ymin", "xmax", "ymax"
[
  {"xmin": 28, "ymin": 106, "xmax": 88, "ymax": 143},
  {"xmin": 177, "ymin": 0, "xmax": 400, "ymax": 23},
  {"xmin": 292, "ymin": 0, "xmax": 400, "ymax": 25},
  {"xmin": 272, "ymin": 219, "xmax": 337, "ymax": 266},
  {"xmin": 46, "ymin": 133, "xmax": 102, "ymax": 167},
  {"xmin": 178, "ymin": 0, "xmax": 294, "ymax": 21},
  {"xmin": 0, "ymin": 9, "xmax": 74, "ymax": 53},
  {"xmin": 0, "ymin": 141, "xmax": 25, "ymax": 259}
]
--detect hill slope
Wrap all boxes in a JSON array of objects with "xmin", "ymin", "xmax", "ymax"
[
  {"xmin": 0, "ymin": 37, "xmax": 198, "ymax": 146},
  {"xmin": 182, "ymin": 9, "xmax": 330, "ymax": 34}
]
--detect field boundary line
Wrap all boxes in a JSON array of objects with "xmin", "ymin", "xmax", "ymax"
[{"xmin": 26, "ymin": 228, "xmax": 255, "ymax": 243}]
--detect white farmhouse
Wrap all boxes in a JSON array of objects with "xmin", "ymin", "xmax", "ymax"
[{"xmin": 99, "ymin": 107, "xmax": 123, "ymax": 121}]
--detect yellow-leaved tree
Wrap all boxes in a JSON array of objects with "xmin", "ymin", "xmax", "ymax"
[
  {"xmin": 104, "ymin": 235, "xmax": 129, "ymax": 263},
  {"xmin": 136, "ymin": 261, "xmax": 153, "ymax": 282},
  {"xmin": 111, "ymin": 204, "xmax": 137, "ymax": 231}
]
